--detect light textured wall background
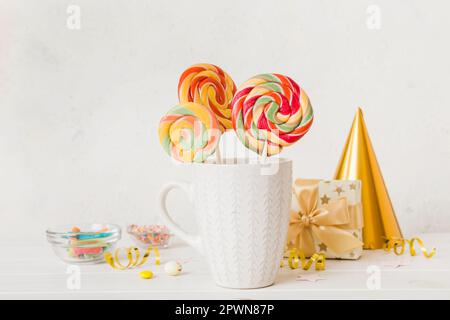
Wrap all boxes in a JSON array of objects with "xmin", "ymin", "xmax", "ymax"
[{"xmin": 1, "ymin": 0, "xmax": 449, "ymax": 241}]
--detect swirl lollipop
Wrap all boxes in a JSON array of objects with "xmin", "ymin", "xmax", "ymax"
[
  {"xmin": 231, "ymin": 73, "xmax": 313, "ymax": 156},
  {"xmin": 158, "ymin": 102, "xmax": 221, "ymax": 163},
  {"xmin": 178, "ymin": 64, "xmax": 236, "ymax": 131}
]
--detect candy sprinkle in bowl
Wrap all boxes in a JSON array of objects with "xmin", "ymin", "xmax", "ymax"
[
  {"xmin": 46, "ymin": 224, "xmax": 121, "ymax": 264},
  {"xmin": 127, "ymin": 224, "xmax": 172, "ymax": 248}
]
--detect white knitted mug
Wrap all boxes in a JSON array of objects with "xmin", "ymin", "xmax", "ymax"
[{"xmin": 158, "ymin": 159, "xmax": 292, "ymax": 289}]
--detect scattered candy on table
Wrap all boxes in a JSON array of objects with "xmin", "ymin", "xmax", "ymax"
[
  {"xmin": 139, "ymin": 270, "xmax": 154, "ymax": 279},
  {"xmin": 178, "ymin": 63, "xmax": 236, "ymax": 132},
  {"xmin": 164, "ymin": 261, "xmax": 182, "ymax": 276},
  {"xmin": 158, "ymin": 102, "xmax": 221, "ymax": 163},
  {"xmin": 231, "ymin": 73, "xmax": 314, "ymax": 156},
  {"xmin": 127, "ymin": 224, "xmax": 172, "ymax": 248}
]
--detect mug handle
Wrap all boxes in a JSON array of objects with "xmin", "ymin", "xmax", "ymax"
[{"xmin": 158, "ymin": 181, "xmax": 203, "ymax": 254}]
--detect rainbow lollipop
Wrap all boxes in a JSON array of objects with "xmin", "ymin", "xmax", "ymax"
[
  {"xmin": 178, "ymin": 64, "xmax": 236, "ymax": 131},
  {"xmin": 231, "ymin": 73, "xmax": 313, "ymax": 156},
  {"xmin": 158, "ymin": 102, "xmax": 221, "ymax": 163}
]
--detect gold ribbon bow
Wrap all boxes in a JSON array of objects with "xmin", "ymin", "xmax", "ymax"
[{"xmin": 287, "ymin": 179, "xmax": 364, "ymax": 257}]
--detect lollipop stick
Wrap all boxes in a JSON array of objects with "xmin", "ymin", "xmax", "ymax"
[
  {"xmin": 215, "ymin": 145, "xmax": 222, "ymax": 164},
  {"xmin": 261, "ymin": 139, "xmax": 268, "ymax": 164}
]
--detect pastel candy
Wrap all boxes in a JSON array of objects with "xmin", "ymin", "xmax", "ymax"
[
  {"xmin": 75, "ymin": 232, "xmax": 112, "ymax": 240},
  {"xmin": 231, "ymin": 73, "xmax": 313, "ymax": 156},
  {"xmin": 72, "ymin": 247, "xmax": 103, "ymax": 255},
  {"xmin": 158, "ymin": 102, "xmax": 221, "ymax": 163},
  {"xmin": 178, "ymin": 64, "xmax": 236, "ymax": 131},
  {"xmin": 164, "ymin": 261, "xmax": 182, "ymax": 276},
  {"xmin": 139, "ymin": 270, "xmax": 154, "ymax": 279}
]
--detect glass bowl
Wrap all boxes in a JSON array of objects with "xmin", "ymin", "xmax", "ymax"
[
  {"xmin": 46, "ymin": 223, "xmax": 121, "ymax": 264},
  {"xmin": 127, "ymin": 224, "xmax": 172, "ymax": 248}
]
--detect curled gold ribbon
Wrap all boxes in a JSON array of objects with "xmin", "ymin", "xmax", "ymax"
[
  {"xmin": 383, "ymin": 237, "xmax": 436, "ymax": 258},
  {"xmin": 280, "ymin": 248, "xmax": 326, "ymax": 271},
  {"xmin": 104, "ymin": 246, "xmax": 161, "ymax": 270}
]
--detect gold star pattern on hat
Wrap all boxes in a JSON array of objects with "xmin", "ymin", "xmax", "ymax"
[
  {"xmin": 349, "ymin": 183, "xmax": 357, "ymax": 190},
  {"xmin": 320, "ymin": 194, "xmax": 331, "ymax": 205}
]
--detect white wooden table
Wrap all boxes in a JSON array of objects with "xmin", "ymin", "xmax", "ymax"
[{"xmin": 0, "ymin": 233, "xmax": 449, "ymax": 299}]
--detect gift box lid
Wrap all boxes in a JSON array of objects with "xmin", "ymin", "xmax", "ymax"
[{"xmin": 318, "ymin": 180, "xmax": 361, "ymax": 205}]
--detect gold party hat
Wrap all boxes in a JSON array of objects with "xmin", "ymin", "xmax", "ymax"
[{"xmin": 334, "ymin": 108, "xmax": 402, "ymax": 249}]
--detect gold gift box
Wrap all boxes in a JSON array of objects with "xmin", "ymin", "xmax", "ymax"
[{"xmin": 287, "ymin": 179, "xmax": 364, "ymax": 260}]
